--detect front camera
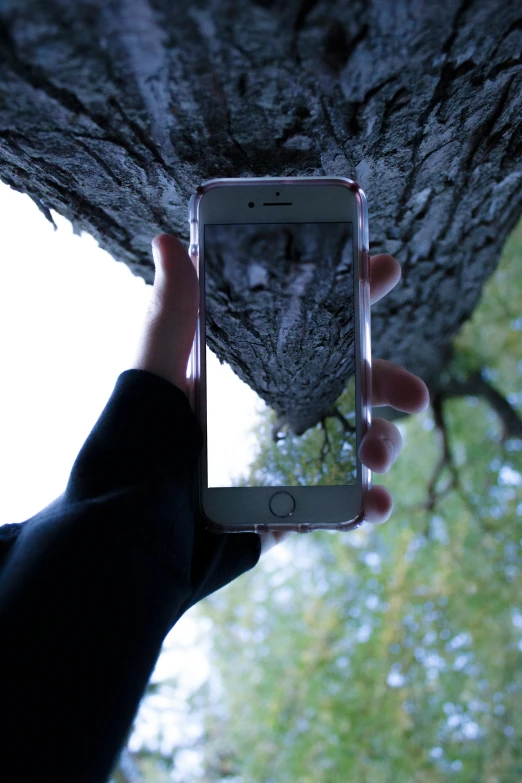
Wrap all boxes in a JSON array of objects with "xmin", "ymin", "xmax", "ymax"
[{"xmin": 248, "ymin": 201, "xmax": 255, "ymax": 208}]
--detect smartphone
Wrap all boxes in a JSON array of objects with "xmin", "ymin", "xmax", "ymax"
[{"xmin": 187, "ymin": 177, "xmax": 371, "ymax": 533}]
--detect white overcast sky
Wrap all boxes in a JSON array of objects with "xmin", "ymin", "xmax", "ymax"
[{"xmin": 0, "ymin": 184, "xmax": 153, "ymax": 524}]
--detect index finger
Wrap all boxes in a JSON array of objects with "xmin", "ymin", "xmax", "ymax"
[{"xmin": 372, "ymin": 358, "xmax": 430, "ymax": 412}]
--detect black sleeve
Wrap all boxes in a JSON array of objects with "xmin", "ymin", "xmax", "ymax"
[{"xmin": 0, "ymin": 369, "xmax": 261, "ymax": 783}]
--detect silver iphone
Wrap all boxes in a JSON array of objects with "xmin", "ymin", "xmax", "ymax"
[{"xmin": 187, "ymin": 177, "xmax": 371, "ymax": 533}]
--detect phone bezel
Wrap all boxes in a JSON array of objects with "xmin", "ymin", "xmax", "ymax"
[{"xmin": 188, "ymin": 177, "xmax": 371, "ymax": 533}]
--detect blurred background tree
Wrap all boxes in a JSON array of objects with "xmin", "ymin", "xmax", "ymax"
[{"xmin": 124, "ymin": 219, "xmax": 521, "ymax": 782}]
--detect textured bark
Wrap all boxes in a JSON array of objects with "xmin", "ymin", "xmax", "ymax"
[
  {"xmin": 1, "ymin": 0, "xmax": 521, "ymax": 431},
  {"xmin": 205, "ymin": 222, "xmax": 355, "ymax": 434}
]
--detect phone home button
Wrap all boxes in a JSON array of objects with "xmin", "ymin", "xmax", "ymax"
[{"xmin": 269, "ymin": 491, "xmax": 295, "ymax": 518}]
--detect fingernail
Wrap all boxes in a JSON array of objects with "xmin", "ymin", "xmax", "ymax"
[
  {"xmin": 382, "ymin": 437, "xmax": 395, "ymax": 463},
  {"xmin": 151, "ymin": 238, "xmax": 161, "ymax": 269}
]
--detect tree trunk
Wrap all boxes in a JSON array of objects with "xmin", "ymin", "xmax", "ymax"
[{"xmin": 1, "ymin": 0, "xmax": 521, "ymax": 431}]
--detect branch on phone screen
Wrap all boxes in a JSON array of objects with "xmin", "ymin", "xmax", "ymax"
[
  {"xmin": 319, "ymin": 417, "xmax": 332, "ymax": 466},
  {"xmin": 326, "ymin": 406, "xmax": 357, "ymax": 434},
  {"xmin": 271, "ymin": 416, "xmax": 288, "ymax": 443}
]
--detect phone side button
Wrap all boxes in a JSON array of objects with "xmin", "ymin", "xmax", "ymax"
[{"xmin": 269, "ymin": 492, "xmax": 296, "ymax": 518}]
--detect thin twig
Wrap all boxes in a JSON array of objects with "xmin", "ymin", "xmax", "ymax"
[
  {"xmin": 423, "ymin": 393, "xmax": 460, "ymax": 532},
  {"xmin": 318, "ymin": 417, "xmax": 332, "ymax": 469},
  {"xmin": 326, "ymin": 405, "xmax": 357, "ymax": 434}
]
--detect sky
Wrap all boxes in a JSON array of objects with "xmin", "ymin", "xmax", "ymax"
[
  {"xmin": 0, "ymin": 181, "xmax": 255, "ymax": 778},
  {"xmin": 207, "ymin": 340, "xmax": 267, "ymax": 486},
  {"xmin": 0, "ymin": 183, "xmax": 151, "ymax": 525}
]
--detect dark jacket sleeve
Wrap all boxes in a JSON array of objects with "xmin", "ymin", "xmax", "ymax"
[{"xmin": 0, "ymin": 369, "xmax": 261, "ymax": 783}]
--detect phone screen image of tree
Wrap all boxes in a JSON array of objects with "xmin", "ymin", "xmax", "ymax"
[{"xmin": 204, "ymin": 222, "xmax": 357, "ymax": 488}]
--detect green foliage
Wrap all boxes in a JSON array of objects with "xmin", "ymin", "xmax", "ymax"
[{"xmin": 129, "ymin": 220, "xmax": 522, "ymax": 782}]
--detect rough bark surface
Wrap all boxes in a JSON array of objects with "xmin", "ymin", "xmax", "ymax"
[
  {"xmin": 205, "ymin": 222, "xmax": 355, "ymax": 434},
  {"xmin": 1, "ymin": 0, "xmax": 521, "ymax": 430}
]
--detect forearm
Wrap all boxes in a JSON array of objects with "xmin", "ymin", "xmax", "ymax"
[
  {"xmin": 0, "ymin": 371, "xmax": 198, "ymax": 781},
  {"xmin": 0, "ymin": 486, "xmax": 191, "ymax": 783}
]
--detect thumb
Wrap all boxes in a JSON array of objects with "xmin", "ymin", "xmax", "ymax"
[{"xmin": 133, "ymin": 233, "xmax": 199, "ymax": 397}]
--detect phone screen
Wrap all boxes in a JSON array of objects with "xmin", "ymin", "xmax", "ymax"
[{"xmin": 204, "ymin": 222, "xmax": 356, "ymax": 489}]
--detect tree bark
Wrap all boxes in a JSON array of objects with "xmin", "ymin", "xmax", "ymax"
[{"xmin": 1, "ymin": 0, "xmax": 521, "ymax": 431}]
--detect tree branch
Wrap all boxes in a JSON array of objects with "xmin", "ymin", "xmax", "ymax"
[
  {"xmin": 272, "ymin": 415, "xmax": 287, "ymax": 443},
  {"xmin": 325, "ymin": 406, "xmax": 357, "ymax": 434},
  {"xmin": 437, "ymin": 370, "xmax": 522, "ymax": 441},
  {"xmin": 424, "ymin": 392, "xmax": 460, "ymax": 521},
  {"xmin": 318, "ymin": 417, "xmax": 332, "ymax": 469},
  {"xmin": 2, "ymin": 0, "xmax": 521, "ymax": 435}
]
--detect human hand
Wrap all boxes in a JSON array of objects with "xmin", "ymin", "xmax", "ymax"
[
  {"xmin": 133, "ymin": 234, "xmax": 429, "ymax": 544},
  {"xmin": 361, "ymin": 254, "xmax": 430, "ymax": 522}
]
